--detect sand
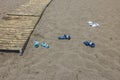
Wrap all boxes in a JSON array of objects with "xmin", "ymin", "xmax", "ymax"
[{"xmin": 0, "ymin": 0, "xmax": 120, "ymax": 80}]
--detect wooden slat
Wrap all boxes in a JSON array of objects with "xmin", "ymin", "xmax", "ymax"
[
  {"xmin": 0, "ymin": 16, "xmax": 38, "ymax": 51},
  {"xmin": 9, "ymin": 0, "xmax": 52, "ymax": 16}
]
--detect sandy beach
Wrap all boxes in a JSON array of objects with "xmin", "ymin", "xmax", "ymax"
[{"xmin": 0, "ymin": 0, "xmax": 120, "ymax": 80}]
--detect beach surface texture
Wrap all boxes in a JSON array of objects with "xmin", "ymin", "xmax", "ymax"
[{"xmin": 0, "ymin": 0, "xmax": 120, "ymax": 80}]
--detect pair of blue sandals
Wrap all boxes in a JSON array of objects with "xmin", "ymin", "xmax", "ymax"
[
  {"xmin": 34, "ymin": 34, "xmax": 95, "ymax": 48},
  {"xmin": 83, "ymin": 41, "xmax": 95, "ymax": 48},
  {"xmin": 34, "ymin": 41, "xmax": 50, "ymax": 48},
  {"xmin": 58, "ymin": 34, "xmax": 71, "ymax": 40}
]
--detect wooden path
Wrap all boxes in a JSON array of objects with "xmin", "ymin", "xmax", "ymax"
[{"xmin": 0, "ymin": 0, "xmax": 52, "ymax": 54}]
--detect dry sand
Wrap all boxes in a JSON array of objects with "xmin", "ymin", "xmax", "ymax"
[{"xmin": 0, "ymin": 0, "xmax": 120, "ymax": 80}]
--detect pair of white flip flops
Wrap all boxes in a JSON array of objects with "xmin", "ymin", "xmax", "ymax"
[{"xmin": 88, "ymin": 21, "xmax": 100, "ymax": 28}]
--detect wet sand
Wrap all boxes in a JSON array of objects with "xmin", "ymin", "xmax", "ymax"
[{"xmin": 0, "ymin": 0, "xmax": 120, "ymax": 80}]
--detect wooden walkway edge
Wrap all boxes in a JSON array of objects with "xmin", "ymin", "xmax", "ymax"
[{"xmin": 0, "ymin": 0, "xmax": 53, "ymax": 55}]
